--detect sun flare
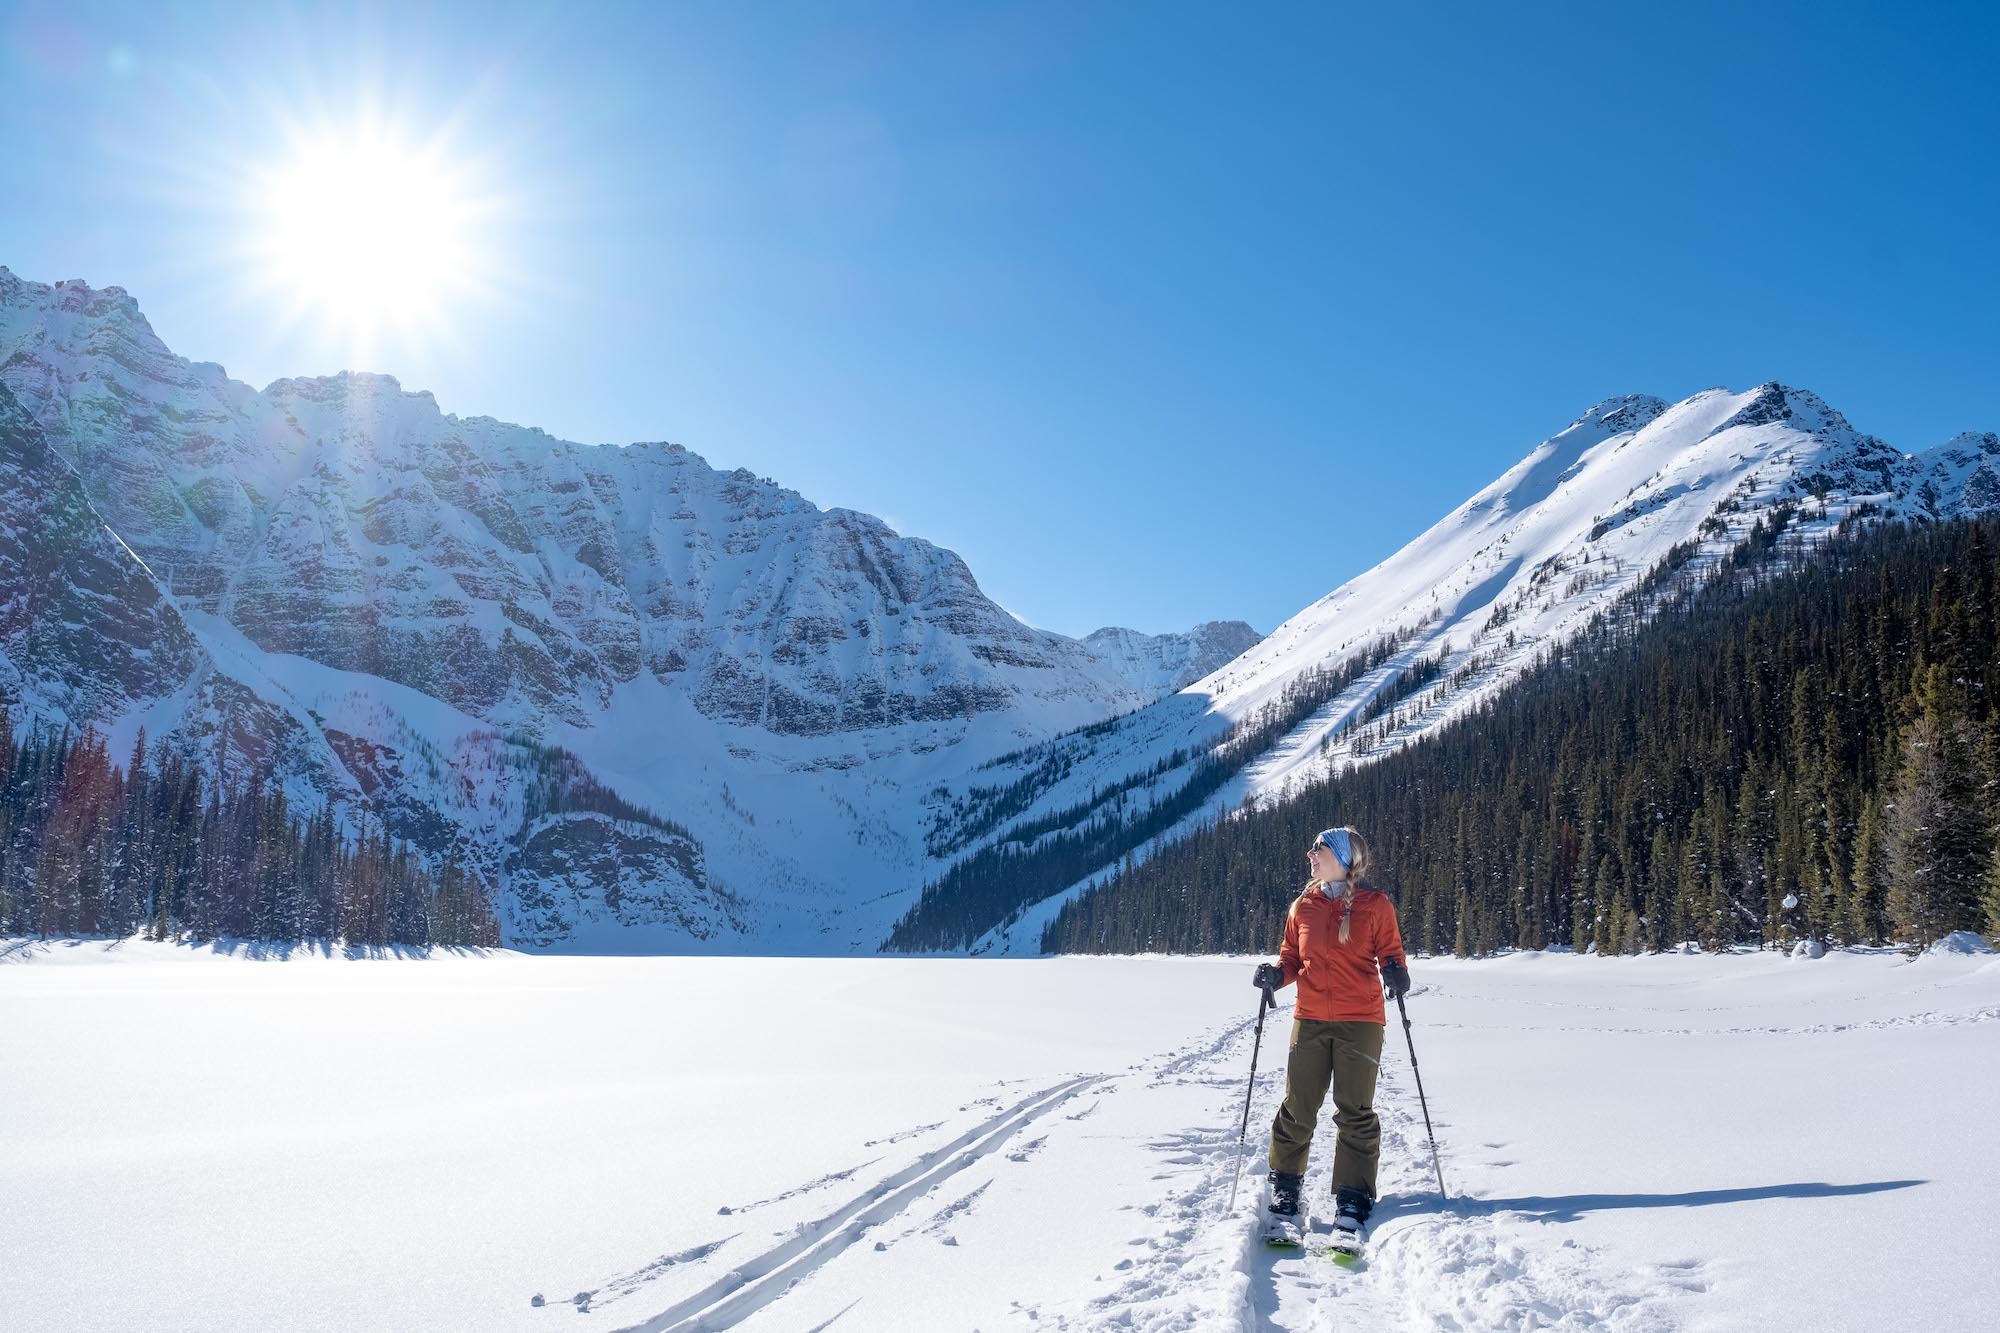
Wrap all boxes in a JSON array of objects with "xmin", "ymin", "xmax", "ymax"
[{"xmin": 247, "ymin": 124, "xmax": 496, "ymax": 354}]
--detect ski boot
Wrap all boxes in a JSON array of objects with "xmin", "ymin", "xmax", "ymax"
[
  {"xmin": 1260, "ymin": 1169, "xmax": 1306, "ymax": 1248},
  {"xmin": 1324, "ymin": 1185, "xmax": 1373, "ymax": 1262}
]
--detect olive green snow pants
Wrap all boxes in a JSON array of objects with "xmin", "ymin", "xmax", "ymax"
[{"xmin": 1267, "ymin": 1018, "xmax": 1385, "ymax": 1197}]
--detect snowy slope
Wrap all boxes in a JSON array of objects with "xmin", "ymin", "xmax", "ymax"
[
  {"xmin": 0, "ymin": 268, "xmax": 1232, "ymax": 950},
  {"xmin": 3, "ymin": 942, "xmax": 1993, "ymax": 1332},
  {"xmin": 953, "ymin": 386, "xmax": 1991, "ymax": 953}
]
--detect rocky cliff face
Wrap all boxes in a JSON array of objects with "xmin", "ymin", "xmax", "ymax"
[
  {"xmin": 0, "ymin": 384, "xmax": 204, "ymax": 723},
  {"xmin": 0, "ymin": 268, "xmax": 1241, "ymax": 950},
  {"xmin": 0, "ymin": 272, "xmax": 1155, "ymax": 742},
  {"xmin": 1080, "ymin": 621, "xmax": 1263, "ymax": 697}
]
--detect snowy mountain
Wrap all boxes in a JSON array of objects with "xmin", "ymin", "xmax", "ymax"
[
  {"xmin": 8, "ymin": 263, "xmax": 1994, "ymax": 956},
  {"xmin": 0, "ymin": 268, "xmax": 1224, "ymax": 950},
  {"xmin": 0, "ymin": 271, "xmax": 1153, "ymax": 740},
  {"xmin": 933, "ymin": 383, "xmax": 1998, "ymax": 953},
  {"xmin": 1080, "ymin": 620, "xmax": 1263, "ymax": 697},
  {"xmin": 1906, "ymin": 430, "xmax": 2000, "ymax": 516}
]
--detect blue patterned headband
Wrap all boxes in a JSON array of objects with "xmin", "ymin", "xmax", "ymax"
[{"xmin": 1316, "ymin": 827, "xmax": 1353, "ymax": 870}]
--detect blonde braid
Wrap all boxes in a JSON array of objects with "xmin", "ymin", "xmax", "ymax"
[{"xmin": 1330, "ymin": 826, "xmax": 1372, "ymax": 942}]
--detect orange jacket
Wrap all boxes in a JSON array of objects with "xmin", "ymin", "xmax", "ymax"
[{"xmin": 1278, "ymin": 883, "xmax": 1407, "ymax": 1024}]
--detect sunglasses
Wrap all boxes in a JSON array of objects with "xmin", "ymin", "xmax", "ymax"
[{"xmin": 1310, "ymin": 829, "xmax": 1353, "ymax": 866}]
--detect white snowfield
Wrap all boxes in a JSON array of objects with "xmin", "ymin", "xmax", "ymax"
[{"xmin": 4, "ymin": 944, "xmax": 1994, "ymax": 1333}]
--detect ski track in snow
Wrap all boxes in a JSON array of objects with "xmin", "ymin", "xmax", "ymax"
[
  {"xmin": 795, "ymin": 1298, "xmax": 862, "ymax": 1333},
  {"xmin": 1287, "ymin": 1058, "xmax": 1694, "ymax": 1333},
  {"xmin": 565, "ymin": 1074, "xmax": 1104, "ymax": 1332},
  {"xmin": 1015, "ymin": 1012, "xmax": 1697, "ymax": 1332},
  {"xmin": 535, "ymin": 1004, "xmax": 1724, "ymax": 1331}
]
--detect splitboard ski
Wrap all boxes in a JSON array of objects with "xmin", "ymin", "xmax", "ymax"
[
  {"xmin": 1260, "ymin": 1170, "xmax": 1309, "ymax": 1249},
  {"xmin": 1261, "ymin": 1205, "xmax": 1308, "ymax": 1249},
  {"xmin": 1316, "ymin": 1224, "xmax": 1365, "ymax": 1265}
]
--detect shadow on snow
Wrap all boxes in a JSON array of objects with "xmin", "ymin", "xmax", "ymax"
[{"xmin": 1371, "ymin": 1178, "xmax": 1925, "ymax": 1227}]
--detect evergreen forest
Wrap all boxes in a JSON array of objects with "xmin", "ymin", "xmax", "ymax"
[
  {"xmin": 885, "ymin": 631, "xmax": 1428, "ymax": 951},
  {"xmin": 0, "ymin": 714, "xmax": 501, "ymax": 949},
  {"xmin": 1044, "ymin": 516, "xmax": 2000, "ymax": 957}
]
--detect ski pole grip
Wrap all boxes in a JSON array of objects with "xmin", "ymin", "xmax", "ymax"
[{"xmin": 1260, "ymin": 984, "xmax": 1276, "ymax": 1012}]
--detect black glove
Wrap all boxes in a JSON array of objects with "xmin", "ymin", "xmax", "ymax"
[
  {"xmin": 1252, "ymin": 962, "xmax": 1284, "ymax": 990},
  {"xmin": 1380, "ymin": 959, "xmax": 1410, "ymax": 1000}
]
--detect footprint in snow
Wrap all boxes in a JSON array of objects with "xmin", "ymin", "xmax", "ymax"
[
  {"xmin": 864, "ymin": 1119, "xmax": 946, "ymax": 1148},
  {"xmin": 922, "ymin": 1180, "xmax": 990, "ymax": 1237},
  {"xmin": 532, "ymin": 1234, "xmax": 734, "ymax": 1314},
  {"xmin": 724, "ymin": 1158, "xmax": 881, "ymax": 1214}
]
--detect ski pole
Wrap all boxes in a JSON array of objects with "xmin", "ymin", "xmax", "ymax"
[
  {"xmin": 1394, "ymin": 989, "xmax": 1447, "ymax": 1200},
  {"xmin": 1227, "ymin": 983, "xmax": 1278, "ymax": 1214}
]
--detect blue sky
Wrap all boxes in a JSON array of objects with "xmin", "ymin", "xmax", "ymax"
[{"xmin": 4, "ymin": 1, "xmax": 1996, "ymax": 637}]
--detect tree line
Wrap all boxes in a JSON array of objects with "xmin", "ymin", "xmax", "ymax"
[
  {"xmin": 0, "ymin": 712, "xmax": 501, "ymax": 949},
  {"xmin": 1044, "ymin": 516, "xmax": 2000, "ymax": 956},
  {"xmin": 885, "ymin": 627, "xmax": 1429, "ymax": 951}
]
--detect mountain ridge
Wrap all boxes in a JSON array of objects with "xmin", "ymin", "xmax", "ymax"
[
  {"xmin": 7, "ymin": 266, "xmax": 1996, "ymax": 955},
  {"xmin": 0, "ymin": 266, "xmax": 1253, "ymax": 950}
]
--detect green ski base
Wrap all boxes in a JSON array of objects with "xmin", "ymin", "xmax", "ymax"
[{"xmin": 1315, "ymin": 1243, "xmax": 1364, "ymax": 1267}]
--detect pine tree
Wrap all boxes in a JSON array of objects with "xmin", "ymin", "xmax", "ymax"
[
  {"xmin": 1981, "ymin": 832, "xmax": 2000, "ymax": 942},
  {"xmin": 1887, "ymin": 666, "xmax": 1990, "ymax": 946},
  {"xmin": 1732, "ymin": 770, "xmax": 1775, "ymax": 947},
  {"xmin": 1851, "ymin": 795, "xmax": 1891, "ymax": 945},
  {"xmin": 1589, "ymin": 853, "xmax": 1616, "ymax": 954}
]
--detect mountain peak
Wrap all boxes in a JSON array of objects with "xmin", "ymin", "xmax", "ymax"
[
  {"xmin": 264, "ymin": 370, "xmax": 440, "ymax": 415},
  {"xmin": 1933, "ymin": 430, "xmax": 2000, "ymax": 457},
  {"xmin": 1565, "ymin": 394, "xmax": 1670, "ymax": 437},
  {"xmin": 268, "ymin": 368, "xmax": 406, "ymax": 392},
  {"xmin": 1, "ymin": 270, "xmax": 151, "ymax": 327},
  {"xmin": 1703, "ymin": 382, "xmax": 1854, "ymax": 437}
]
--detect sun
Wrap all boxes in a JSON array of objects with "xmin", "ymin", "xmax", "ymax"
[{"xmin": 246, "ymin": 122, "xmax": 497, "ymax": 357}]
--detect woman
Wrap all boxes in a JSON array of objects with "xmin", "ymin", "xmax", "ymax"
[{"xmin": 1251, "ymin": 825, "xmax": 1410, "ymax": 1246}]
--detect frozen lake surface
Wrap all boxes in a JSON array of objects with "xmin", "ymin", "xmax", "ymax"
[{"xmin": 3, "ymin": 941, "xmax": 1995, "ymax": 1331}]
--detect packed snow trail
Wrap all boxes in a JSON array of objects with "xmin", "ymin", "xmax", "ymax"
[
  {"xmin": 1026, "ymin": 987, "xmax": 1687, "ymax": 1333},
  {"xmin": 533, "ymin": 989, "xmax": 1689, "ymax": 1332}
]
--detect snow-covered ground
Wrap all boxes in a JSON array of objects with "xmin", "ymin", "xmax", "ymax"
[{"xmin": 3, "ymin": 942, "xmax": 1994, "ymax": 1332}]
